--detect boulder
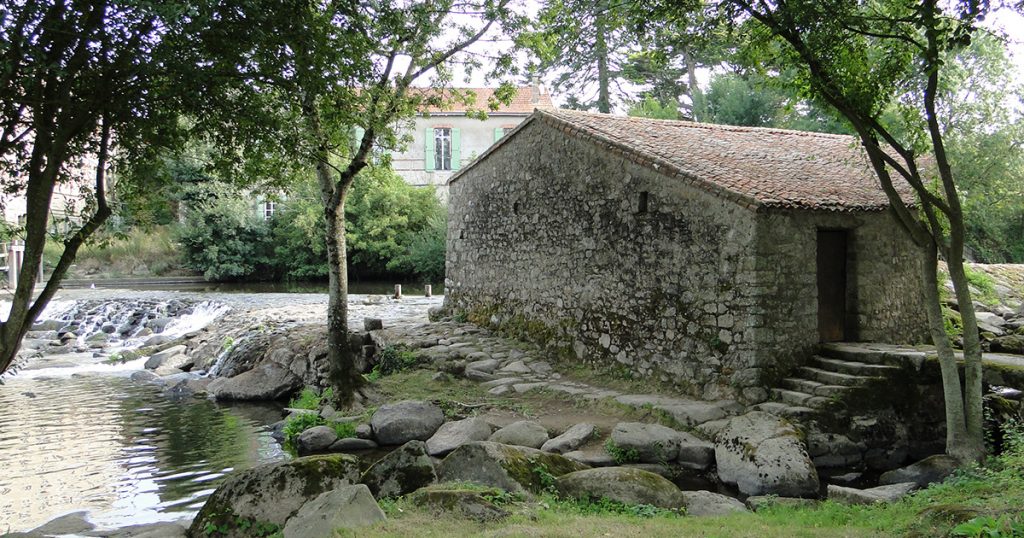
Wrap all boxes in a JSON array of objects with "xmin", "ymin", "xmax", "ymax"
[
  {"xmin": 437, "ymin": 441, "xmax": 588, "ymax": 495},
  {"xmin": 330, "ymin": 438, "xmax": 379, "ymax": 452},
  {"xmin": 188, "ymin": 454, "xmax": 361, "ymax": 538},
  {"xmin": 714, "ymin": 411, "xmax": 819, "ymax": 497},
  {"xmin": 297, "ymin": 425, "xmax": 339, "ymax": 455},
  {"xmin": 426, "ymin": 417, "xmax": 493, "ymax": 457},
  {"xmin": 371, "ymin": 400, "xmax": 445, "ymax": 446},
  {"xmin": 86, "ymin": 521, "xmax": 188, "ymax": 537},
  {"xmin": 676, "ymin": 432, "xmax": 715, "ymax": 471},
  {"xmin": 541, "ymin": 423, "xmax": 596, "ymax": 454},
  {"xmin": 555, "ymin": 467, "xmax": 684, "ymax": 509},
  {"xmin": 991, "ymin": 335, "xmax": 1024, "ymax": 355},
  {"xmin": 411, "ymin": 485, "xmax": 510, "ymax": 522},
  {"xmin": 207, "ymin": 362, "xmax": 303, "ymax": 401},
  {"xmin": 610, "ymin": 422, "xmax": 681, "ymax": 463},
  {"xmin": 361, "ymin": 440, "xmax": 437, "ymax": 499},
  {"xmin": 29, "ymin": 511, "xmax": 94, "ymax": 536},
  {"xmin": 745, "ymin": 496, "xmax": 818, "ymax": 511},
  {"xmin": 680, "ymin": 490, "xmax": 749, "ymax": 516},
  {"xmin": 827, "ymin": 482, "xmax": 917, "ymax": 505},
  {"xmin": 281, "ymin": 484, "xmax": 385, "ymax": 538},
  {"xmin": 489, "ymin": 421, "xmax": 548, "ymax": 449},
  {"xmin": 879, "ymin": 454, "xmax": 959, "ymax": 488},
  {"xmin": 145, "ymin": 345, "xmax": 187, "ymax": 369}
]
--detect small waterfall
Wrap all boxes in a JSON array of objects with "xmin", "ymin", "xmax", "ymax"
[
  {"xmin": 206, "ymin": 343, "xmax": 235, "ymax": 378},
  {"xmin": 160, "ymin": 301, "xmax": 232, "ymax": 339}
]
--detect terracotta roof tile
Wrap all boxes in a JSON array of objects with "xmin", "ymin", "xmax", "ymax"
[
  {"xmin": 536, "ymin": 109, "xmax": 915, "ymax": 212},
  {"xmin": 417, "ymin": 86, "xmax": 553, "ymax": 114}
]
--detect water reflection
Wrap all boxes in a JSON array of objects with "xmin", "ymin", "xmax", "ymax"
[{"xmin": 0, "ymin": 375, "xmax": 286, "ymax": 532}]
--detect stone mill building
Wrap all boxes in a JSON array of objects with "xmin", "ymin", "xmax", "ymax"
[{"xmin": 444, "ymin": 109, "xmax": 928, "ymax": 403}]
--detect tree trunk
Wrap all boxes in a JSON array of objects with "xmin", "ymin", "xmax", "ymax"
[
  {"xmin": 916, "ymin": 241, "xmax": 978, "ymax": 461},
  {"xmin": 944, "ymin": 242, "xmax": 986, "ymax": 461},
  {"xmin": 682, "ymin": 47, "xmax": 702, "ymax": 122},
  {"xmin": 594, "ymin": 0, "xmax": 611, "ymax": 113}
]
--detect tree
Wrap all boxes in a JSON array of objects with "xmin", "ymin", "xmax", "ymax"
[
  {"xmin": 193, "ymin": 0, "xmax": 522, "ymax": 406},
  {"xmin": 695, "ymin": 0, "xmax": 1017, "ymax": 462},
  {"xmin": 530, "ymin": 0, "xmax": 633, "ymax": 112},
  {"xmin": 703, "ymin": 71, "xmax": 853, "ymax": 134},
  {"xmin": 0, "ymin": 0, "xmax": 194, "ymax": 376}
]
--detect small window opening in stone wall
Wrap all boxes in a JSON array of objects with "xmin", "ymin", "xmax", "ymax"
[
  {"xmin": 459, "ymin": 230, "xmax": 464, "ymax": 239},
  {"xmin": 513, "ymin": 201, "xmax": 520, "ymax": 215},
  {"xmin": 637, "ymin": 191, "xmax": 649, "ymax": 214}
]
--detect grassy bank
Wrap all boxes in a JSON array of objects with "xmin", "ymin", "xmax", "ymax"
[
  {"xmin": 42, "ymin": 225, "xmax": 185, "ymax": 278},
  {"xmin": 341, "ymin": 425, "xmax": 1024, "ymax": 538}
]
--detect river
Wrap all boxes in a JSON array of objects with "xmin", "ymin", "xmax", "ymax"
[{"xmin": 0, "ymin": 286, "xmax": 442, "ymax": 533}]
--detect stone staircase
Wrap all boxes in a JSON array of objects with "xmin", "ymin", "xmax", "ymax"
[{"xmin": 754, "ymin": 343, "xmax": 905, "ymax": 421}]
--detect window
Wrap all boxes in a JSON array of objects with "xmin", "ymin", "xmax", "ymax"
[
  {"xmin": 263, "ymin": 201, "xmax": 276, "ymax": 220},
  {"xmin": 637, "ymin": 191, "xmax": 649, "ymax": 214},
  {"xmin": 434, "ymin": 128, "xmax": 452, "ymax": 171}
]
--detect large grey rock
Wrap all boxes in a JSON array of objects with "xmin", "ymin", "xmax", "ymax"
[
  {"xmin": 371, "ymin": 400, "xmax": 445, "ymax": 446},
  {"xmin": 281, "ymin": 484, "xmax": 385, "ymax": 538},
  {"xmin": 437, "ymin": 441, "xmax": 588, "ymax": 495},
  {"xmin": 85, "ymin": 522, "xmax": 188, "ymax": 538},
  {"xmin": 680, "ymin": 490, "xmax": 749, "ymax": 516},
  {"xmin": 488, "ymin": 421, "xmax": 548, "ymax": 449},
  {"xmin": 361, "ymin": 440, "xmax": 437, "ymax": 499},
  {"xmin": 145, "ymin": 345, "xmax": 187, "ymax": 369},
  {"xmin": 297, "ymin": 425, "xmax": 338, "ymax": 455},
  {"xmin": 827, "ymin": 482, "xmax": 917, "ymax": 505},
  {"xmin": 426, "ymin": 417, "xmax": 492, "ymax": 457},
  {"xmin": 610, "ymin": 422, "xmax": 681, "ymax": 463},
  {"xmin": 188, "ymin": 454, "xmax": 361, "ymax": 538},
  {"xmin": 555, "ymin": 467, "xmax": 684, "ymax": 509},
  {"xmin": 879, "ymin": 454, "xmax": 959, "ymax": 488},
  {"xmin": 330, "ymin": 438, "xmax": 379, "ymax": 452},
  {"xmin": 207, "ymin": 363, "xmax": 302, "ymax": 401},
  {"xmin": 676, "ymin": 432, "xmax": 715, "ymax": 470},
  {"xmin": 714, "ymin": 411, "xmax": 819, "ymax": 497},
  {"xmin": 541, "ymin": 423, "xmax": 596, "ymax": 454},
  {"xmin": 30, "ymin": 511, "xmax": 94, "ymax": 536}
]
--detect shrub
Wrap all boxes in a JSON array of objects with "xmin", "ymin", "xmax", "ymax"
[{"xmin": 177, "ymin": 182, "xmax": 274, "ymax": 281}]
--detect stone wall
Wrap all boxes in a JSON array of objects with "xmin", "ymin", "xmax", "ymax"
[{"xmin": 446, "ymin": 119, "xmax": 928, "ymax": 402}]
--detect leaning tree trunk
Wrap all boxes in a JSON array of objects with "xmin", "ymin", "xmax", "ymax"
[{"xmin": 945, "ymin": 236, "xmax": 986, "ymax": 460}]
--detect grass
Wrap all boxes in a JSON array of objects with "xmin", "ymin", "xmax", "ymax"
[
  {"xmin": 288, "ymin": 387, "xmax": 333, "ymax": 410},
  {"xmin": 338, "ymin": 428, "xmax": 1024, "ymax": 538}
]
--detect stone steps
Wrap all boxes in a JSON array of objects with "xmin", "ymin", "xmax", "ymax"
[
  {"xmin": 751, "ymin": 401, "xmax": 819, "ymax": 421},
  {"xmin": 795, "ymin": 366, "xmax": 882, "ymax": 387},
  {"xmin": 811, "ymin": 356, "xmax": 901, "ymax": 377}
]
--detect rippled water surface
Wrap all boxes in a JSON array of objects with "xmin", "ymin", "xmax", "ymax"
[{"xmin": 0, "ymin": 375, "xmax": 287, "ymax": 532}]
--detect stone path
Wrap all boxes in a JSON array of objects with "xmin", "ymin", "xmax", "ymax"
[{"xmin": 370, "ymin": 320, "xmax": 741, "ymax": 433}]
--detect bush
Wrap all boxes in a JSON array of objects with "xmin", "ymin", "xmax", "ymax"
[{"xmin": 178, "ymin": 182, "xmax": 274, "ymax": 281}]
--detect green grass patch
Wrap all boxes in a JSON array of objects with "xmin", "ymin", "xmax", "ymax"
[
  {"xmin": 288, "ymin": 387, "xmax": 333, "ymax": 410},
  {"xmin": 280, "ymin": 411, "xmax": 356, "ymax": 454}
]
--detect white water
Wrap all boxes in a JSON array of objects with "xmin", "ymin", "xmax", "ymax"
[{"xmin": 159, "ymin": 301, "xmax": 232, "ymax": 340}]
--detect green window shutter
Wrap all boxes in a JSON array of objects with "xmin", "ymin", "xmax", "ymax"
[
  {"xmin": 424, "ymin": 127, "xmax": 435, "ymax": 171},
  {"xmin": 451, "ymin": 128, "xmax": 462, "ymax": 170},
  {"xmin": 493, "ymin": 127, "xmax": 503, "ymax": 142}
]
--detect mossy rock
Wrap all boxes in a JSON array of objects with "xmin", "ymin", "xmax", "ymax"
[
  {"xmin": 187, "ymin": 454, "xmax": 360, "ymax": 538},
  {"xmin": 436, "ymin": 441, "xmax": 588, "ymax": 495},
  {"xmin": 555, "ymin": 467, "xmax": 686, "ymax": 509},
  {"xmin": 360, "ymin": 440, "xmax": 437, "ymax": 499},
  {"xmin": 410, "ymin": 484, "xmax": 510, "ymax": 522}
]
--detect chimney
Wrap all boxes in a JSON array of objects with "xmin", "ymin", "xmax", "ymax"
[{"xmin": 531, "ymin": 75, "xmax": 542, "ymax": 104}]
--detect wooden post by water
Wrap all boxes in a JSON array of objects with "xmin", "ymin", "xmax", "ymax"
[
  {"xmin": 424, "ymin": 284, "xmax": 432, "ymax": 297},
  {"xmin": 393, "ymin": 284, "xmax": 402, "ymax": 299}
]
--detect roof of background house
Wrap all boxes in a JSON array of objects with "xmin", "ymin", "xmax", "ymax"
[
  {"xmin": 450, "ymin": 108, "xmax": 916, "ymax": 212},
  {"xmin": 419, "ymin": 86, "xmax": 554, "ymax": 115}
]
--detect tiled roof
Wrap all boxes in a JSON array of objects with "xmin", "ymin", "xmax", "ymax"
[
  {"xmin": 459, "ymin": 108, "xmax": 914, "ymax": 212},
  {"xmin": 418, "ymin": 86, "xmax": 554, "ymax": 114}
]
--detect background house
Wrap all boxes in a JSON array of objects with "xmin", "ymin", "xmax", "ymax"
[
  {"xmin": 390, "ymin": 82, "xmax": 554, "ymax": 197},
  {"xmin": 445, "ymin": 109, "xmax": 928, "ymax": 402}
]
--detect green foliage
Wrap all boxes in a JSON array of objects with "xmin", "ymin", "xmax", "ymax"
[
  {"xmin": 177, "ymin": 182, "xmax": 274, "ymax": 281},
  {"xmin": 965, "ymin": 266, "xmax": 1000, "ymax": 306},
  {"xmin": 372, "ymin": 345, "xmax": 421, "ymax": 378},
  {"xmin": 267, "ymin": 168, "xmax": 447, "ymax": 282},
  {"xmin": 951, "ymin": 514, "xmax": 1024, "ymax": 538},
  {"xmin": 282, "ymin": 413, "xmax": 326, "ymax": 448},
  {"xmin": 200, "ymin": 507, "xmax": 281, "ymax": 538},
  {"xmin": 704, "ymin": 72, "xmax": 852, "ymax": 134},
  {"xmin": 532, "ymin": 462, "xmax": 558, "ymax": 493},
  {"xmin": 330, "ymin": 421, "xmax": 357, "ymax": 440},
  {"xmin": 553, "ymin": 494, "xmax": 682, "ymax": 519},
  {"xmin": 628, "ymin": 96, "xmax": 681, "ymax": 120},
  {"xmin": 289, "ymin": 388, "xmax": 325, "ymax": 410},
  {"xmin": 604, "ymin": 439, "xmax": 640, "ymax": 464}
]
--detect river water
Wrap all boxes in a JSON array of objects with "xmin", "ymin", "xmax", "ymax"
[{"xmin": 0, "ymin": 287, "xmax": 442, "ymax": 533}]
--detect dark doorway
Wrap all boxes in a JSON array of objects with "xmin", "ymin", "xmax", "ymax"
[{"xmin": 817, "ymin": 230, "xmax": 848, "ymax": 342}]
